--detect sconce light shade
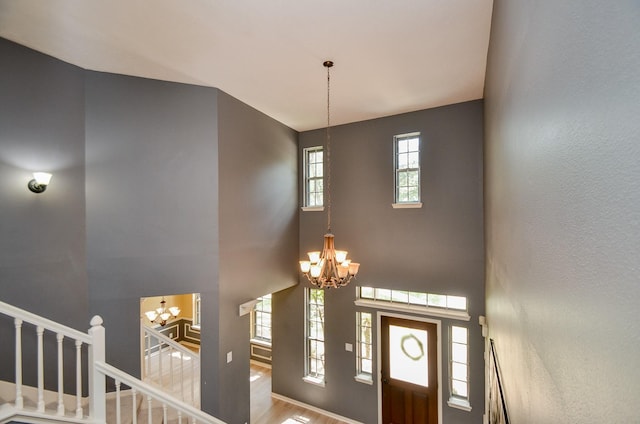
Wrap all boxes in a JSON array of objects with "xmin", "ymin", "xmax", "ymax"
[{"xmin": 28, "ymin": 172, "xmax": 52, "ymax": 193}]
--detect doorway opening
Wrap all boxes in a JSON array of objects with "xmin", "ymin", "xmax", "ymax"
[{"xmin": 139, "ymin": 293, "xmax": 201, "ymax": 407}]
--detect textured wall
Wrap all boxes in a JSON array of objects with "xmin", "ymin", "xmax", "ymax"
[
  {"xmin": 274, "ymin": 101, "xmax": 485, "ymax": 424},
  {"xmin": 484, "ymin": 1, "xmax": 640, "ymax": 422}
]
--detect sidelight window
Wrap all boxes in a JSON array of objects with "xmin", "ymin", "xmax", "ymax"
[
  {"xmin": 356, "ymin": 311, "xmax": 373, "ymax": 383},
  {"xmin": 448, "ymin": 325, "xmax": 471, "ymax": 411}
]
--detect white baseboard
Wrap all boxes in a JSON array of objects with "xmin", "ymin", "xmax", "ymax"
[{"xmin": 271, "ymin": 392, "xmax": 363, "ymax": 424}]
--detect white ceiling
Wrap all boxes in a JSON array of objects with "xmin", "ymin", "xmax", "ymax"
[{"xmin": 0, "ymin": 0, "xmax": 493, "ymax": 131}]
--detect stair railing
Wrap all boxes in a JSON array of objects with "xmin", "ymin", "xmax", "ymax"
[
  {"xmin": 141, "ymin": 324, "xmax": 200, "ymax": 407},
  {"xmin": 0, "ymin": 300, "xmax": 101, "ymax": 420},
  {"xmin": 96, "ymin": 361, "xmax": 223, "ymax": 424},
  {"xmin": 0, "ymin": 300, "xmax": 224, "ymax": 424}
]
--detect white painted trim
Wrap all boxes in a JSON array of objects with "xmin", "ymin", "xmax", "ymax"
[
  {"xmin": 301, "ymin": 206, "xmax": 325, "ymax": 212},
  {"xmin": 392, "ymin": 202, "xmax": 423, "ymax": 209},
  {"xmin": 376, "ymin": 311, "xmax": 443, "ymax": 424},
  {"xmin": 354, "ymin": 374, "xmax": 373, "ymax": 385},
  {"xmin": 272, "ymin": 393, "xmax": 364, "ymax": 424},
  {"xmin": 250, "ymin": 343, "xmax": 272, "ymax": 362},
  {"xmin": 239, "ymin": 299, "xmax": 258, "ymax": 316},
  {"xmin": 250, "ymin": 338, "xmax": 272, "ymax": 348},
  {"xmin": 448, "ymin": 397, "xmax": 472, "ymax": 412},
  {"xmin": 302, "ymin": 375, "xmax": 325, "ymax": 388},
  {"xmin": 355, "ymin": 299, "xmax": 470, "ymax": 321}
]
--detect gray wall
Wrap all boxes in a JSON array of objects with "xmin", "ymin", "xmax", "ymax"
[
  {"xmin": 0, "ymin": 37, "xmax": 88, "ymax": 393},
  {"xmin": 84, "ymin": 70, "xmax": 222, "ymax": 410},
  {"xmin": 484, "ymin": 1, "xmax": 640, "ymax": 423},
  {"xmin": 1, "ymin": 37, "xmax": 299, "ymax": 424},
  {"xmin": 274, "ymin": 101, "xmax": 485, "ymax": 424},
  {"xmin": 215, "ymin": 91, "xmax": 298, "ymax": 423}
]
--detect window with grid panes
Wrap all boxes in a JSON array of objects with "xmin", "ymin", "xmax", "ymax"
[
  {"xmin": 450, "ymin": 326, "xmax": 469, "ymax": 401},
  {"xmin": 356, "ymin": 311, "xmax": 373, "ymax": 382},
  {"xmin": 252, "ymin": 294, "xmax": 272, "ymax": 343},
  {"xmin": 303, "ymin": 146, "xmax": 323, "ymax": 207},
  {"xmin": 394, "ymin": 133, "xmax": 421, "ymax": 203},
  {"xmin": 305, "ymin": 288, "xmax": 325, "ymax": 383}
]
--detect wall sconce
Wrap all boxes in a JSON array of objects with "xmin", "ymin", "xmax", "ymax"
[{"xmin": 28, "ymin": 172, "xmax": 52, "ymax": 193}]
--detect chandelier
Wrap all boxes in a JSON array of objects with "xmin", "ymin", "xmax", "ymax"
[
  {"xmin": 299, "ymin": 60, "xmax": 360, "ymax": 289},
  {"xmin": 144, "ymin": 297, "xmax": 181, "ymax": 326}
]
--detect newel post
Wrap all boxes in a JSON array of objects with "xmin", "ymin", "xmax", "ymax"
[{"xmin": 88, "ymin": 315, "xmax": 106, "ymax": 422}]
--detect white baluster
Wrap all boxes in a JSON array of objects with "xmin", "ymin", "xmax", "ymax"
[
  {"xmin": 163, "ymin": 402, "xmax": 168, "ymax": 423},
  {"xmin": 146, "ymin": 332, "xmax": 151, "ymax": 381},
  {"xmin": 115, "ymin": 379, "xmax": 122, "ymax": 424},
  {"xmin": 180, "ymin": 351, "xmax": 185, "ymax": 402},
  {"xmin": 158, "ymin": 339, "xmax": 163, "ymax": 386},
  {"xmin": 147, "ymin": 395, "xmax": 153, "ymax": 424},
  {"xmin": 170, "ymin": 345, "xmax": 174, "ymax": 392},
  {"xmin": 177, "ymin": 410, "xmax": 183, "ymax": 424},
  {"xmin": 57, "ymin": 333, "xmax": 65, "ymax": 416},
  {"xmin": 190, "ymin": 353, "xmax": 195, "ymax": 404},
  {"xmin": 75, "ymin": 339, "xmax": 83, "ymax": 418},
  {"xmin": 36, "ymin": 325, "xmax": 45, "ymax": 412},
  {"xmin": 132, "ymin": 388, "xmax": 138, "ymax": 424},
  {"xmin": 14, "ymin": 318, "xmax": 23, "ymax": 410}
]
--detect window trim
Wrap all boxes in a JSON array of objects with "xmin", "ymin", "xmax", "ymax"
[
  {"xmin": 302, "ymin": 146, "xmax": 324, "ymax": 210},
  {"xmin": 393, "ymin": 132, "xmax": 421, "ymax": 205}
]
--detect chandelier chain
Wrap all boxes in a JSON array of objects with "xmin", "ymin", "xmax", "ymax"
[{"xmin": 326, "ymin": 62, "xmax": 332, "ymax": 232}]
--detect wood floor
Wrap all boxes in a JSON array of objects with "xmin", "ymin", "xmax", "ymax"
[{"xmin": 250, "ymin": 363, "xmax": 350, "ymax": 424}]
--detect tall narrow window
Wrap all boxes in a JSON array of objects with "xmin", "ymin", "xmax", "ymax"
[
  {"xmin": 252, "ymin": 294, "xmax": 272, "ymax": 343},
  {"xmin": 305, "ymin": 288, "xmax": 325, "ymax": 385},
  {"xmin": 356, "ymin": 311, "xmax": 373, "ymax": 383},
  {"xmin": 449, "ymin": 325, "xmax": 470, "ymax": 409},
  {"xmin": 303, "ymin": 146, "xmax": 323, "ymax": 208},
  {"xmin": 394, "ymin": 133, "xmax": 421, "ymax": 205}
]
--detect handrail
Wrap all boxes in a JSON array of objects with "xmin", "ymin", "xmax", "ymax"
[
  {"xmin": 0, "ymin": 300, "xmax": 91, "ymax": 344},
  {"xmin": 95, "ymin": 361, "xmax": 224, "ymax": 424},
  {"xmin": 143, "ymin": 324, "xmax": 198, "ymax": 360}
]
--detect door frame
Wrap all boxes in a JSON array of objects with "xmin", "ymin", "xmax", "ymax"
[{"xmin": 377, "ymin": 311, "xmax": 443, "ymax": 424}]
